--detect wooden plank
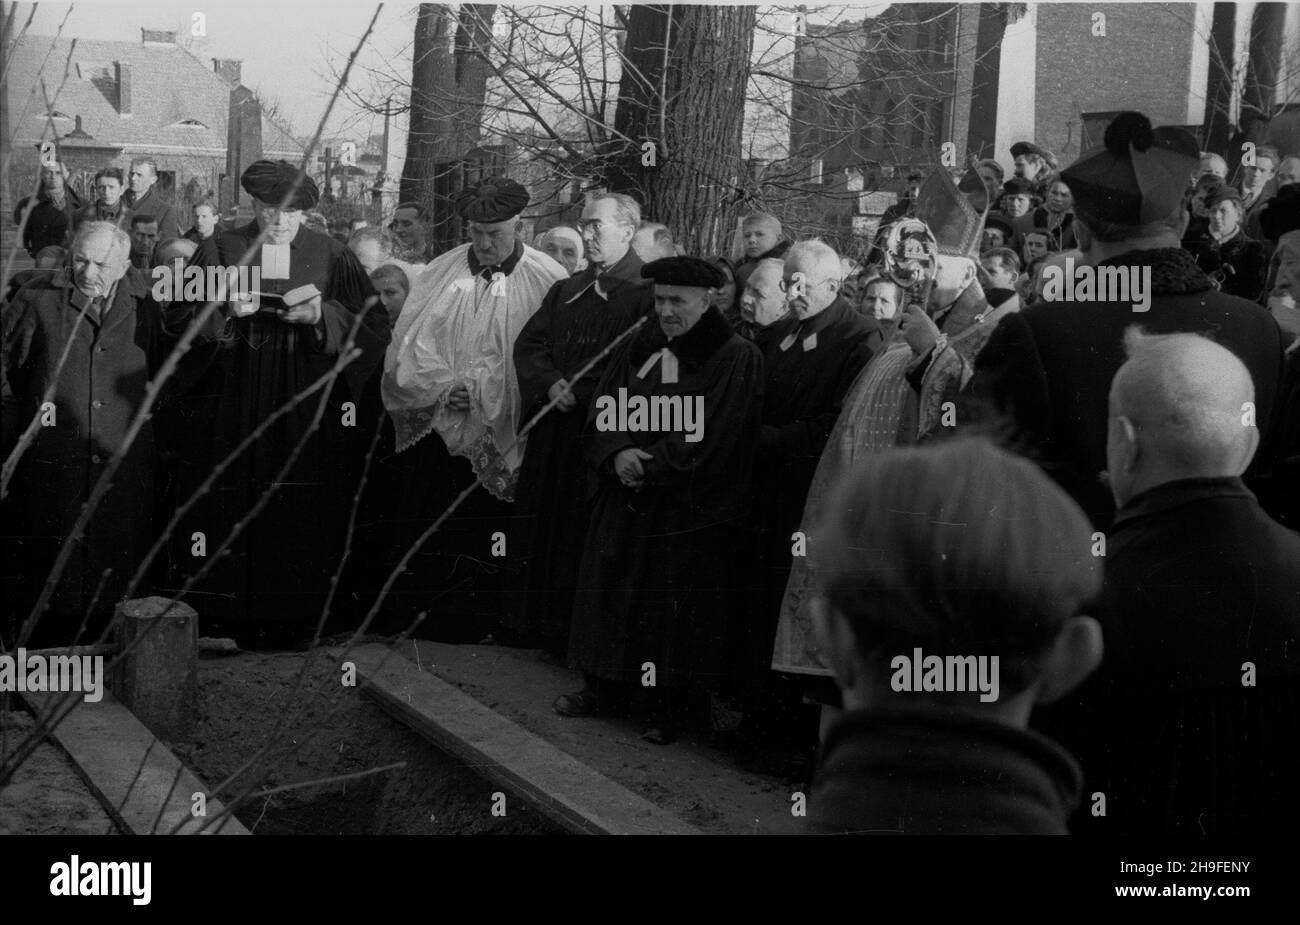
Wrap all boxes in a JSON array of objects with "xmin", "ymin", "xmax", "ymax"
[
  {"xmin": 20, "ymin": 690, "xmax": 249, "ymax": 835},
  {"xmin": 344, "ymin": 643, "xmax": 701, "ymax": 835}
]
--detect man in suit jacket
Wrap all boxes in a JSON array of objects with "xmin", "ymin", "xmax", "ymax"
[{"xmin": 965, "ymin": 111, "xmax": 1287, "ymax": 528}]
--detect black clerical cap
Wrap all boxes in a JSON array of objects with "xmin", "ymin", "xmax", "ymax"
[
  {"xmin": 241, "ymin": 160, "xmax": 319, "ymax": 210},
  {"xmin": 1010, "ymin": 141, "xmax": 1058, "ymax": 169},
  {"xmin": 1062, "ymin": 111, "xmax": 1198, "ymax": 226},
  {"xmin": 455, "ymin": 177, "xmax": 530, "ymax": 222},
  {"xmin": 642, "ymin": 255, "xmax": 725, "ymax": 289}
]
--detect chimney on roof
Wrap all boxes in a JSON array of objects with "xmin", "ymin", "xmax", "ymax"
[
  {"xmin": 213, "ymin": 58, "xmax": 243, "ymax": 87},
  {"xmin": 115, "ymin": 62, "xmax": 132, "ymax": 116},
  {"xmin": 141, "ymin": 28, "xmax": 178, "ymax": 45}
]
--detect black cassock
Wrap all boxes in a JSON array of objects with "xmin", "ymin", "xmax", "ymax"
[
  {"xmin": 164, "ymin": 222, "xmax": 388, "ymax": 646},
  {"xmin": 504, "ymin": 249, "xmax": 651, "ymax": 645},
  {"xmin": 747, "ymin": 296, "xmax": 880, "ymax": 676},
  {"xmin": 568, "ymin": 306, "xmax": 763, "ymax": 690}
]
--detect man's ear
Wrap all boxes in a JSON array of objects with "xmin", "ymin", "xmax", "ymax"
[
  {"xmin": 1115, "ymin": 415, "xmax": 1140, "ymax": 473},
  {"xmin": 1034, "ymin": 615, "xmax": 1104, "ymax": 704},
  {"xmin": 1232, "ymin": 419, "xmax": 1261, "ymax": 475}
]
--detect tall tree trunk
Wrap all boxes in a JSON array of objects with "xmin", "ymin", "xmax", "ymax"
[
  {"xmin": 1201, "ymin": 3, "xmax": 1236, "ymax": 154},
  {"xmin": 965, "ymin": 3, "xmax": 1009, "ymax": 161},
  {"xmin": 1243, "ymin": 2, "xmax": 1285, "ymax": 122},
  {"xmin": 603, "ymin": 4, "xmax": 756, "ymax": 255},
  {"xmin": 400, "ymin": 3, "xmax": 495, "ymax": 252}
]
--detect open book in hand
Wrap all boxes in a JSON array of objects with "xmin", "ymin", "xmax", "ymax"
[{"xmin": 230, "ymin": 283, "xmax": 323, "ymax": 316}]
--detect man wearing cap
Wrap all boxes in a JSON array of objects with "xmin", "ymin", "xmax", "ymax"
[
  {"xmin": 380, "ymin": 177, "xmax": 565, "ymax": 638},
  {"xmin": 1010, "ymin": 140, "xmax": 1058, "ymax": 198},
  {"xmin": 996, "ymin": 177, "xmax": 1036, "ymax": 221},
  {"xmin": 165, "ymin": 159, "xmax": 389, "ymax": 648},
  {"xmin": 773, "ymin": 168, "xmax": 1018, "ymax": 682},
  {"xmin": 2, "ymin": 221, "xmax": 170, "ymax": 647},
  {"xmin": 982, "ymin": 213, "xmax": 1015, "ymax": 253},
  {"xmin": 556, "ymin": 256, "xmax": 763, "ymax": 744},
  {"xmin": 503, "ymin": 192, "xmax": 651, "ymax": 652},
  {"xmin": 967, "ymin": 112, "xmax": 1287, "ymax": 528},
  {"xmin": 1186, "ymin": 187, "xmax": 1268, "ymax": 302}
]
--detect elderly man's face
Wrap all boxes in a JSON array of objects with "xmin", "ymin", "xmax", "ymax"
[
  {"xmin": 742, "ymin": 219, "xmax": 780, "ymax": 259},
  {"xmin": 96, "ymin": 177, "xmax": 123, "ymax": 207},
  {"xmin": 1013, "ymin": 155, "xmax": 1042, "ymax": 181},
  {"xmin": 468, "ymin": 217, "xmax": 519, "ymax": 267},
  {"xmin": 192, "ymin": 206, "xmax": 217, "ymax": 238},
  {"xmin": 783, "ymin": 253, "xmax": 840, "ymax": 320},
  {"xmin": 579, "ymin": 198, "xmax": 634, "ymax": 268},
  {"xmin": 253, "ymin": 199, "xmax": 303, "ymax": 245},
  {"xmin": 740, "ymin": 261, "xmax": 787, "ymax": 328},
  {"xmin": 655, "ymin": 284, "xmax": 711, "ymax": 337},
  {"xmin": 1277, "ymin": 157, "xmax": 1300, "ymax": 189},
  {"xmin": 72, "ymin": 229, "xmax": 129, "ymax": 297},
  {"xmin": 541, "ymin": 229, "xmax": 584, "ymax": 274},
  {"xmin": 128, "ymin": 162, "xmax": 156, "ymax": 195},
  {"xmin": 1209, "ymin": 200, "xmax": 1241, "ymax": 239},
  {"xmin": 861, "ymin": 280, "xmax": 899, "ymax": 320},
  {"xmin": 390, "ymin": 208, "xmax": 427, "ymax": 253}
]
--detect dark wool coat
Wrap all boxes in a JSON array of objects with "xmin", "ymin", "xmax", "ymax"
[
  {"xmin": 504, "ymin": 247, "xmax": 652, "ymax": 642},
  {"xmin": 1, "ymin": 267, "xmax": 170, "ymax": 641},
  {"xmin": 568, "ymin": 307, "xmax": 763, "ymax": 689},
  {"xmin": 965, "ymin": 247, "xmax": 1287, "ymax": 528},
  {"xmin": 1037, "ymin": 477, "xmax": 1300, "ymax": 835}
]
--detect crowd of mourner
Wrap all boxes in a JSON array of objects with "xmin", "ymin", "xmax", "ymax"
[{"xmin": 4, "ymin": 109, "xmax": 1298, "ymax": 835}]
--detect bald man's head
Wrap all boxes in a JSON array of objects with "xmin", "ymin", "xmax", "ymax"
[{"xmin": 1106, "ymin": 329, "xmax": 1258, "ymax": 508}]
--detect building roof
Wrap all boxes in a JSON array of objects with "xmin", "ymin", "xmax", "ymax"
[{"xmin": 6, "ymin": 33, "xmax": 302, "ymax": 158}]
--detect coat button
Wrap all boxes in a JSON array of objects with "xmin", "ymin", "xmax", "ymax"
[
  {"xmin": 95, "ymin": 346, "xmax": 105, "ymax": 353},
  {"xmin": 91, "ymin": 454, "xmax": 102, "ymax": 464},
  {"xmin": 92, "ymin": 400, "xmax": 104, "ymax": 409}
]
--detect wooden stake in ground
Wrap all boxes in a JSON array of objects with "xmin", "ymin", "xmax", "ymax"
[{"xmin": 111, "ymin": 597, "xmax": 199, "ymax": 741}]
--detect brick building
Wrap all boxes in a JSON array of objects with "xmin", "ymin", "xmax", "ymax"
[{"xmin": 3, "ymin": 27, "xmax": 302, "ymax": 226}]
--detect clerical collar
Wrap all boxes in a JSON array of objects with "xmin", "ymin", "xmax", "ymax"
[
  {"xmin": 565, "ymin": 248, "xmax": 645, "ymax": 303},
  {"xmin": 631, "ymin": 305, "xmax": 733, "ymax": 366},
  {"xmin": 467, "ymin": 239, "xmax": 524, "ymax": 281},
  {"xmin": 777, "ymin": 296, "xmax": 851, "ymax": 352}
]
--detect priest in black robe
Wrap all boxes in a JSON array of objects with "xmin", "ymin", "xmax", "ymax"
[
  {"xmin": 743, "ymin": 239, "xmax": 880, "ymax": 735},
  {"xmin": 502, "ymin": 193, "xmax": 651, "ymax": 651},
  {"xmin": 165, "ymin": 160, "xmax": 389, "ymax": 648},
  {"xmin": 555, "ymin": 257, "xmax": 764, "ymax": 744}
]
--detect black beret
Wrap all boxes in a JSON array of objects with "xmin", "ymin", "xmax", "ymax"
[
  {"xmin": 641, "ymin": 255, "xmax": 725, "ymax": 289},
  {"xmin": 1205, "ymin": 186, "xmax": 1243, "ymax": 210},
  {"xmin": 984, "ymin": 214, "xmax": 1015, "ymax": 238},
  {"xmin": 1010, "ymin": 141, "xmax": 1058, "ymax": 168},
  {"xmin": 241, "ymin": 160, "xmax": 319, "ymax": 210},
  {"xmin": 455, "ymin": 177, "xmax": 529, "ymax": 222},
  {"xmin": 1062, "ymin": 112, "xmax": 1198, "ymax": 226},
  {"xmin": 1002, "ymin": 177, "xmax": 1036, "ymax": 197}
]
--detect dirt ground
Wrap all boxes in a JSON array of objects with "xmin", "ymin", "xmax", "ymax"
[
  {"xmin": 0, "ymin": 710, "xmax": 119, "ymax": 835},
  {"xmin": 178, "ymin": 647, "xmax": 563, "ymax": 834},
  {"xmin": 2, "ymin": 638, "xmax": 802, "ymax": 836}
]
